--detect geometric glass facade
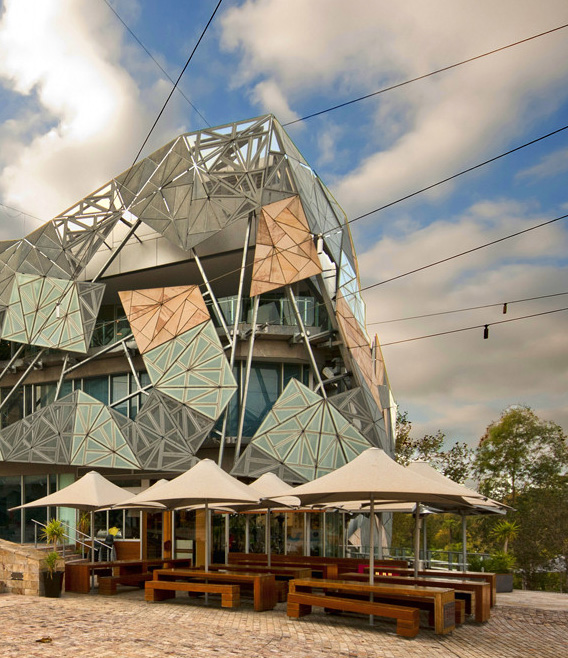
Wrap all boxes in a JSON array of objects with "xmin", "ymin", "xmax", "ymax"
[{"xmin": 0, "ymin": 114, "xmax": 396, "ymax": 532}]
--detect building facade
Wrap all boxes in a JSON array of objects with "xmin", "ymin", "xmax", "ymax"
[{"xmin": 0, "ymin": 115, "xmax": 395, "ymax": 549}]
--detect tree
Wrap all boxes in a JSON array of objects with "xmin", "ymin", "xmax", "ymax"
[
  {"xmin": 490, "ymin": 520, "xmax": 519, "ymax": 554},
  {"xmin": 395, "ymin": 411, "xmax": 473, "ymax": 483},
  {"xmin": 474, "ymin": 406, "xmax": 568, "ymax": 504}
]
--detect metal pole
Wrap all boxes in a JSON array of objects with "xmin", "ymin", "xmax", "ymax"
[
  {"xmin": 218, "ymin": 215, "xmax": 252, "ymax": 465},
  {"xmin": 462, "ymin": 511, "xmax": 468, "ymax": 573},
  {"xmin": 0, "ymin": 349, "xmax": 45, "ymax": 413},
  {"xmin": 192, "ymin": 250, "xmax": 231, "ymax": 341},
  {"xmin": 122, "ymin": 342, "xmax": 142, "ymax": 390},
  {"xmin": 92, "ymin": 217, "xmax": 142, "ymax": 282},
  {"xmin": 225, "ymin": 513, "xmax": 230, "ymax": 565},
  {"xmin": 423, "ymin": 512, "xmax": 429, "ymax": 568},
  {"xmin": 414, "ymin": 504, "xmax": 421, "ymax": 577},
  {"xmin": 234, "ymin": 295, "xmax": 259, "ymax": 463},
  {"xmin": 0, "ymin": 343, "xmax": 24, "ymax": 384},
  {"xmin": 369, "ymin": 496, "xmax": 375, "ymax": 626},
  {"xmin": 377, "ymin": 512, "xmax": 383, "ymax": 560},
  {"xmin": 266, "ymin": 510, "xmax": 271, "ymax": 567},
  {"xmin": 322, "ymin": 511, "xmax": 326, "ymax": 558},
  {"xmin": 54, "ymin": 354, "xmax": 70, "ymax": 401},
  {"xmin": 286, "ymin": 287, "xmax": 326, "ymax": 396},
  {"xmin": 245, "ymin": 515, "xmax": 250, "ymax": 553}
]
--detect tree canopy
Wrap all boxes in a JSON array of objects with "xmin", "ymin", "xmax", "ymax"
[{"xmin": 474, "ymin": 405, "xmax": 568, "ymax": 504}]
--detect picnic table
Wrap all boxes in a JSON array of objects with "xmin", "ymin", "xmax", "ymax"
[
  {"xmin": 65, "ymin": 557, "xmax": 194, "ymax": 595},
  {"xmin": 366, "ymin": 567, "xmax": 497, "ymax": 607},
  {"xmin": 206, "ymin": 563, "xmax": 311, "ymax": 601},
  {"xmin": 146, "ymin": 568, "xmax": 277, "ymax": 612},
  {"xmin": 341, "ymin": 572, "xmax": 490, "ymax": 623},
  {"xmin": 287, "ymin": 578, "xmax": 457, "ymax": 635}
]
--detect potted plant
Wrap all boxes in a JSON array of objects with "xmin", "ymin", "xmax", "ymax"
[
  {"xmin": 40, "ymin": 519, "xmax": 66, "ymax": 597},
  {"xmin": 485, "ymin": 551, "xmax": 516, "ymax": 592}
]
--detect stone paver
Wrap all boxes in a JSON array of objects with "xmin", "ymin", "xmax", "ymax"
[{"xmin": 0, "ymin": 589, "xmax": 565, "ymax": 658}]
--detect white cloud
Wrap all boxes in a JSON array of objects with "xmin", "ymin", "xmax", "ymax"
[
  {"xmin": 220, "ymin": 1, "xmax": 568, "ymax": 218},
  {"xmin": 0, "ymin": 0, "xmax": 176, "ymax": 223},
  {"xmin": 516, "ymin": 146, "xmax": 568, "ymax": 181},
  {"xmin": 360, "ymin": 200, "xmax": 568, "ymax": 442}
]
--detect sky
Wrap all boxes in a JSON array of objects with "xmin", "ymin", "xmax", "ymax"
[{"xmin": 0, "ymin": 0, "xmax": 566, "ymax": 447}]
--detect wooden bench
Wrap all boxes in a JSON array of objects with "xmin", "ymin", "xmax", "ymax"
[
  {"xmin": 151, "ymin": 568, "xmax": 276, "ymax": 612},
  {"xmin": 145, "ymin": 580, "xmax": 240, "ymax": 608},
  {"xmin": 98, "ymin": 571, "xmax": 153, "ymax": 595},
  {"xmin": 287, "ymin": 590, "xmax": 420, "ymax": 638},
  {"xmin": 206, "ymin": 564, "xmax": 311, "ymax": 602},
  {"xmin": 289, "ymin": 579, "xmax": 456, "ymax": 635},
  {"xmin": 353, "ymin": 572, "xmax": 490, "ymax": 623}
]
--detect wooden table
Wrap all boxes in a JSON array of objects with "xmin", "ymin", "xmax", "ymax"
[
  {"xmin": 288, "ymin": 578, "xmax": 456, "ymax": 635},
  {"xmin": 341, "ymin": 572, "xmax": 490, "ymax": 623},
  {"xmin": 150, "ymin": 568, "xmax": 277, "ymax": 612},
  {"xmin": 65, "ymin": 559, "xmax": 164, "ymax": 594},
  {"xmin": 368, "ymin": 567, "xmax": 497, "ymax": 607},
  {"xmin": 207, "ymin": 564, "xmax": 311, "ymax": 601}
]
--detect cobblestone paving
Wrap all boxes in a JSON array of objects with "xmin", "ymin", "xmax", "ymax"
[{"xmin": 0, "ymin": 590, "xmax": 566, "ymax": 658}]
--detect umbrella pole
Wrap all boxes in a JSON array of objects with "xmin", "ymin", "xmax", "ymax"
[
  {"xmin": 369, "ymin": 496, "xmax": 375, "ymax": 626},
  {"xmin": 461, "ymin": 511, "xmax": 467, "ymax": 573},
  {"xmin": 245, "ymin": 514, "xmax": 250, "ymax": 553},
  {"xmin": 90, "ymin": 511, "xmax": 95, "ymax": 593},
  {"xmin": 414, "ymin": 503, "xmax": 421, "ymax": 577},
  {"xmin": 205, "ymin": 502, "xmax": 209, "ymax": 605},
  {"xmin": 266, "ymin": 509, "xmax": 271, "ymax": 567}
]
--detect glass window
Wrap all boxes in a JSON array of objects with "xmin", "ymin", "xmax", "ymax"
[
  {"xmin": 270, "ymin": 512, "xmax": 286, "ymax": 555},
  {"xmin": 243, "ymin": 363, "xmax": 280, "ymax": 436},
  {"xmin": 34, "ymin": 383, "xmax": 56, "ymax": 411},
  {"xmin": 283, "ymin": 364, "xmax": 301, "ymax": 388},
  {"xmin": 248, "ymin": 513, "xmax": 266, "ymax": 553},
  {"xmin": 0, "ymin": 476, "xmax": 22, "ymax": 542},
  {"xmin": 309, "ymin": 512, "xmax": 323, "ymax": 557},
  {"xmin": 1, "ymin": 386, "xmax": 24, "ymax": 428},
  {"xmin": 175, "ymin": 509, "xmax": 195, "ymax": 561},
  {"xmin": 325, "ymin": 511, "xmax": 345, "ymax": 558},
  {"xmin": 24, "ymin": 475, "xmax": 48, "ymax": 543},
  {"xmin": 59, "ymin": 380, "xmax": 73, "ymax": 398},
  {"xmin": 124, "ymin": 509, "xmax": 140, "ymax": 540},
  {"xmin": 286, "ymin": 512, "xmax": 305, "ymax": 556},
  {"xmin": 111, "ymin": 374, "xmax": 129, "ymax": 417},
  {"xmin": 83, "ymin": 376, "xmax": 109, "ymax": 405}
]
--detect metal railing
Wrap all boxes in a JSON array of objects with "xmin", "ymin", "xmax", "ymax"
[
  {"xmin": 32, "ymin": 519, "xmax": 110, "ymax": 560},
  {"xmin": 349, "ymin": 545, "xmax": 490, "ymax": 571}
]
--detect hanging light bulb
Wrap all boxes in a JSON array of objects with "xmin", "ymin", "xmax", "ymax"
[
  {"xmin": 483, "ymin": 325, "xmax": 489, "ymax": 339},
  {"xmin": 502, "ymin": 303, "xmax": 507, "ymax": 314}
]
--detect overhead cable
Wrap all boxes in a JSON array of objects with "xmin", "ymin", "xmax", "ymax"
[
  {"xmin": 368, "ymin": 292, "xmax": 568, "ymax": 324},
  {"xmin": 359, "ymin": 213, "xmax": 568, "ymax": 293},
  {"xmin": 101, "ymin": 0, "xmax": 210, "ymax": 126},
  {"xmin": 380, "ymin": 307, "xmax": 568, "ymax": 346},
  {"xmin": 284, "ymin": 23, "xmax": 568, "ymax": 126}
]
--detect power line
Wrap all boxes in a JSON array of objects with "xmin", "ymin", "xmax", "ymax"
[
  {"xmin": 130, "ymin": 0, "xmax": 223, "ymax": 168},
  {"xmin": 101, "ymin": 0, "xmax": 210, "ymax": 127},
  {"xmin": 340, "ymin": 124, "xmax": 568, "ymax": 232},
  {"xmin": 368, "ymin": 291, "xmax": 568, "ymax": 325},
  {"xmin": 380, "ymin": 307, "xmax": 568, "ymax": 346},
  {"xmin": 359, "ymin": 213, "xmax": 568, "ymax": 293},
  {"xmin": 283, "ymin": 22, "xmax": 568, "ymax": 127}
]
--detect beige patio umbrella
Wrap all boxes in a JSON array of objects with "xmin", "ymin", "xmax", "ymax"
[
  {"xmin": 11, "ymin": 471, "xmax": 132, "ymax": 584},
  {"xmin": 130, "ymin": 459, "xmax": 259, "ymax": 571},
  {"xmin": 408, "ymin": 461, "xmax": 509, "ymax": 571},
  {"xmin": 287, "ymin": 448, "xmax": 483, "ymax": 578},
  {"xmin": 246, "ymin": 472, "xmax": 300, "ymax": 567}
]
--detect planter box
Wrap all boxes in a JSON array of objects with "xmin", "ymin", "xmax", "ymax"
[
  {"xmin": 41, "ymin": 571, "xmax": 64, "ymax": 598},
  {"xmin": 496, "ymin": 573, "xmax": 514, "ymax": 593}
]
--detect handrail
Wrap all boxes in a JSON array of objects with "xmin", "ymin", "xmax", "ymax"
[{"xmin": 32, "ymin": 519, "xmax": 109, "ymax": 560}]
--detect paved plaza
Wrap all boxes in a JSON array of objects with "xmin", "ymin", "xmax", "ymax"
[{"xmin": 0, "ymin": 589, "xmax": 565, "ymax": 658}]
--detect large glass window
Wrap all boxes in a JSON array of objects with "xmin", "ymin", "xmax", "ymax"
[
  {"xmin": 0, "ymin": 476, "xmax": 22, "ymax": 542},
  {"xmin": 83, "ymin": 376, "xmax": 109, "ymax": 405},
  {"xmin": 0, "ymin": 386, "xmax": 23, "ymax": 428},
  {"xmin": 325, "ymin": 511, "xmax": 345, "ymax": 557},
  {"xmin": 111, "ymin": 374, "xmax": 129, "ymax": 417},
  {"xmin": 174, "ymin": 509, "xmax": 195, "ymax": 561},
  {"xmin": 23, "ymin": 475, "xmax": 49, "ymax": 543},
  {"xmin": 243, "ymin": 363, "xmax": 280, "ymax": 436},
  {"xmin": 286, "ymin": 512, "xmax": 305, "ymax": 556}
]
